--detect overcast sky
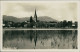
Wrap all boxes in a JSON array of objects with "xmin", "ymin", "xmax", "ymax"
[{"xmin": 2, "ymin": 1, "xmax": 77, "ymax": 21}]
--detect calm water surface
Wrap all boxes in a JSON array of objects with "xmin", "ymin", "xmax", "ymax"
[{"xmin": 3, "ymin": 30, "xmax": 77, "ymax": 49}]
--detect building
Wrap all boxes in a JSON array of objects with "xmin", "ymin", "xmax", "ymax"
[
  {"xmin": 33, "ymin": 9, "xmax": 38, "ymax": 28},
  {"xmin": 34, "ymin": 9, "xmax": 37, "ymax": 22}
]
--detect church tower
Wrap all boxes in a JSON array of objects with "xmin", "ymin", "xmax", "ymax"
[{"xmin": 34, "ymin": 9, "xmax": 37, "ymax": 22}]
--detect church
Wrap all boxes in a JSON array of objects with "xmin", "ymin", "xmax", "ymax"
[
  {"xmin": 32, "ymin": 9, "xmax": 38, "ymax": 28},
  {"xmin": 24, "ymin": 9, "xmax": 57, "ymax": 28},
  {"xmin": 34, "ymin": 9, "xmax": 37, "ymax": 22},
  {"xmin": 24, "ymin": 9, "xmax": 38, "ymax": 28}
]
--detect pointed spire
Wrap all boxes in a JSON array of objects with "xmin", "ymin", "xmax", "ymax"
[
  {"xmin": 35, "ymin": 9, "xmax": 36, "ymax": 16},
  {"xmin": 34, "ymin": 9, "xmax": 37, "ymax": 22}
]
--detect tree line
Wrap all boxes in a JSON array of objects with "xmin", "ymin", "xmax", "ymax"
[{"xmin": 3, "ymin": 16, "xmax": 78, "ymax": 28}]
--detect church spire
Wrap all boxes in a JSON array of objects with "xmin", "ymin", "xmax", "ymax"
[{"xmin": 34, "ymin": 9, "xmax": 37, "ymax": 22}]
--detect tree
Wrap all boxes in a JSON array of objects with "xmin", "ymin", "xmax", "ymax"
[
  {"xmin": 21, "ymin": 22, "xmax": 27, "ymax": 27},
  {"xmin": 62, "ymin": 20, "xmax": 67, "ymax": 28},
  {"xmin": 29, "ymin": 16, "xmax": 34, "ymax": 28},
  {"xmin": 67, "ymin": 21, "xmax": 72, "ymax": 28},
  {"xmin": 30, "ymin": 16, "xmax": 33, "ymax": 23},
  {"xmin": 74, "ymin": 21, "xmax": 78, "ymax": 28}
]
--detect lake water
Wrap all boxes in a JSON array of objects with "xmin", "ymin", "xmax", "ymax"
[{"xmin": 3, "ymin": 30, "xmax": 77, "ymax": 49}]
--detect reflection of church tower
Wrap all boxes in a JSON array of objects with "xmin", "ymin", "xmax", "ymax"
[
  {"xmin": 34, "ymin": 30, "xmax": 37, "ymax": 46},
  {"xmin": 34, "ymin": 9, "xmax": 37, "ymax": 22}
]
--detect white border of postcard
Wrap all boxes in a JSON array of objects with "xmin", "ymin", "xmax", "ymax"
[{"xmin": 0, "ymin": 0, "xmax": 80, "ymax": 52}]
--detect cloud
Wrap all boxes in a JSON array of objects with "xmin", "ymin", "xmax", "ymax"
[
  {"xmin": 18, "ymin": 3, "xmax": 47, "ymax": 12},
  {"xmin": 2, "ymin": 2, "xmax": 77, "ymax": 21}
]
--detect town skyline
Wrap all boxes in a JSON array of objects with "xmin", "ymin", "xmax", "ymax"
[{"xmin": 3, "ymin": 9, "xmax": 78, "ymax": 29}]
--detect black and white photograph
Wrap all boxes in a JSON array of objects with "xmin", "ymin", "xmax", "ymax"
[{"xmin": 2, "ymin": 1, "xmax": 78, "ymax": 49}]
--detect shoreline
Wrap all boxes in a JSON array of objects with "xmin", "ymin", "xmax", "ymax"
[{"xmin": 3, "ymin": 28, "xmax": 77, "ymax": 30}]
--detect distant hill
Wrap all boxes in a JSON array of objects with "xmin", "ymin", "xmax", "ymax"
[
  {"xmin": 3, "ymin": 15, "xmax": 58, "ymax": 22},
  {"xmin": 3, "ymin": 15, "xmax": 30, "ymax": 22},
  {"xmin": 38, "ymin": 16, "xmax": 57, "ymax": 22}
]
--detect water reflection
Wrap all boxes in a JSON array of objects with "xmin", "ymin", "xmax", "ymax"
[{"xmin": 3, "ymin": 30, "xmax": 77, "ymax": 49}]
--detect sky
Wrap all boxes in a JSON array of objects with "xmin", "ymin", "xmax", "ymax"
[{"xmin": 2, "ymin": 1, "xmax": 78, "ymax": 21}]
